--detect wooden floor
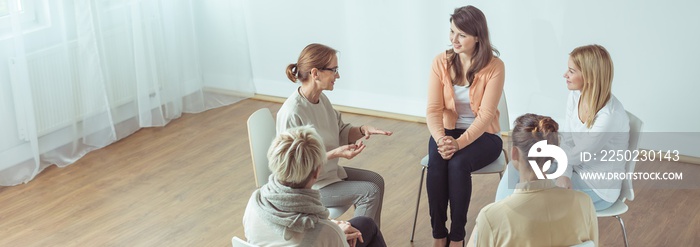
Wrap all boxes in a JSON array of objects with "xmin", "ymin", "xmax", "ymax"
[{"xmin": 0, "ymin": 99, "xmax": 698, "ymax": 246}]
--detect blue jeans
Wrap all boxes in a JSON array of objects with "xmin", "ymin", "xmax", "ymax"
[{"xmin": 494, "ymin": 162, "xmax": 614, "ymax": 211}]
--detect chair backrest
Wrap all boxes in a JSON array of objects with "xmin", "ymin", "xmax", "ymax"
[
  {"xmin": 498, "ymin": 91, "xmax": 510, "ymax": 132},
  {"xmin": 232, "ymin": 236, "xmax": 257, "ymax": 247},
  {"xmin": 621, "ymin": 111, "xmax": 643, "ymax": 202},
  {"xmin": 247, "ymin": 108, "xmax": 276, "ymax": 188},
  {"xmin": 245, "ymin": 108, "xmax": 351, "ymax": 219}
]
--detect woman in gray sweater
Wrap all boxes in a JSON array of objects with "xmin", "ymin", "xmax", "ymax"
[
  {"xmin": 243, "ymin": 126, "xmax": 386, "ymax": 247},
  {"xmin": 277, "ymin": 43, "xmax": 392, "ymax": 227}
]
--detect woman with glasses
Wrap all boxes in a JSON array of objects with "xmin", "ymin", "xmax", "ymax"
[
  {"xmin": 425, "ymin": 6, "xmax": 505, "ymax": 247},
  {"xmin": 277, "ymin": 43, "xmax": 392, "ymax": 227}
]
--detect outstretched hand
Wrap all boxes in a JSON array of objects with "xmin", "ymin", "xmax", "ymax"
[{"xmin": 361, "ymin": 125, "xmax": 393, "ymax": 140}]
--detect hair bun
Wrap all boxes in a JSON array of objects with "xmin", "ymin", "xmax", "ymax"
[
  {"xmin": 537, "ymin": 117, "xmax": 559, "ymax": 135},
  {"xmin": 285, "ymin": 63, "xmax": 299, "ymax": 82}
]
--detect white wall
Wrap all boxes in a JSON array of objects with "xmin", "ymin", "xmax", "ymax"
[
  {"xmin": 244, "ymin": 0, "xmax": 700, "ymax": 156},
  {"xmin": 193, "ymin": 0, "xmax": 254, "ymax": 94},
  {"xmin": 243, "ymin": 0, "xmax": 455, "ymax": 115}
]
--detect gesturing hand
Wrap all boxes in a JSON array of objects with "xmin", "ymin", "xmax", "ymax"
[
  {"xmin": 361, "ymin": 125, "xmax": 393, "ymax": 140},
  {"xmin": 331, "ymin": 143, "xmax": 366, "ymax": 160}
]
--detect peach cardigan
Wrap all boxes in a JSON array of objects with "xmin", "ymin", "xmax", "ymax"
[{"xmin": 426, "ymin": 52, "xmax": 505, "ymax": 149}]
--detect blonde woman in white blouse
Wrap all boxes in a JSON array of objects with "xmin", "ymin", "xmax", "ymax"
[
  {"xmin": 496, "ymin": 44, "xmax": 629, "ymax": 211},
  {"xmin": 557, "ymin": 44, "xmax": 629, "ymax": 210}
]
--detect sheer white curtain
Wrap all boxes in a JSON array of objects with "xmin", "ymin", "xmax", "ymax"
[{"xmin": 0, "ymin": 0, "xmax": 252, "ymax": 185}]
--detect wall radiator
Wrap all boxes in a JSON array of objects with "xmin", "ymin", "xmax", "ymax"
[{"xmin": 11, "ymin": 29, "xmax": 136, "ymax": 138}]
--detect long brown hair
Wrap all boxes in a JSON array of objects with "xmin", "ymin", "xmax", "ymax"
[
  {"xmin": 448, "ymin": 5, "xmax": 499, "ymax": 87},
  {"xmin": 511, "ymin": 113, "xmax": 559, "ymax": 169},
  {"xmin": 570, "ymin": 44, "xmax": 613, "ymax": 128},
  {"xmin": 286, "ymin": 43, "xmax": 337, "ymax": 83}
]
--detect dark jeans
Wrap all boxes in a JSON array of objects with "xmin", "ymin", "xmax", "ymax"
[
  {"xmin": 348, "ymin": 216, "xmax": 386, "ymax": 247},
  {"xmin": 426, "ymin": 129, "xmax": 502, "ymax": 241}
]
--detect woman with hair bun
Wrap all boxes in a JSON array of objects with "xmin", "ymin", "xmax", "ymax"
[
  {"xmin": 277, "ymin": 43, "xmax": 392, "ymax": 228},
  {"xmin": 468, "ymin": 114, "xmax": 598, "ymax": 247}
]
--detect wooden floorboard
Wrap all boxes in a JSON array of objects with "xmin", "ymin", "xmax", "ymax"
[{"xmin": 0, "ymin": 98, "xmax": 698, "ymax": 246}]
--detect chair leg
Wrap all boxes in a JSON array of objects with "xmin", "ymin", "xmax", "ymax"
[
  {"xmin": 499, "ymin": 149, "xmax": 507, "ymax": 180},
  {"xmin": 615, "ymin": 215, "xmax": 629, "ymax": 247},
  {"xmin": 410, "ymin": 166, "xmax": 427, "ymax": 242}
]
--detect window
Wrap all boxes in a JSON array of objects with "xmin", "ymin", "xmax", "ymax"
[
  {"xmin": 0, "ymin": 0, "xmax": 47, "ymax": 40},
  {"xmin": 0, "ymin": 1, "xmax": 9, "ymax": 16},
  {"xmin": 0, "ymin": 0, "xmax": 23, "ymax": 17}
]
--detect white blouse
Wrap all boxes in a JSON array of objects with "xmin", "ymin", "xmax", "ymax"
[
  {"xmin": 453, "ymin": 85, "xmax": 476, "ymax": 129},
  {"xmin": 561, "ymin": 90, "xmax": 630, "ymax": 202}
]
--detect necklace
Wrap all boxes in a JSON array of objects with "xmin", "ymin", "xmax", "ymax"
[
  {"xmin": 299, "ymin": 87, "xmax": 311, "ymax": 102},
  {"xmin": 299, "ymin": 87, "xmax": 314, "ymax": 103}
]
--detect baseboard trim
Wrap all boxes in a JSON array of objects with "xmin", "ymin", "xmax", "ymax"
[
  {"xmin": 250, "ymin": 94, "xmax": 286, "ymax": 104},
  {"xmin": 678, "ymin": 154, "xmax": 700, "ymax": 165},
  {"xmin": 203, "ymin": 87, "xmax": 255, "ymax": 98},
  {"xmin": 636, "ymin": 149, "xmax": 700, "ymax": 165},
  {"xmin": 251, "ymin": 94, "xmax": 427, "ymax": 123}
]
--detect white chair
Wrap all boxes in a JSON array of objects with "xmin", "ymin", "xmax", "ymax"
[
  {"xmin": 595, "ymin": 111, "xmax": 642, "ymax": 247},
  {"xmin": 570, "ymin": 240, "xmax": 595, "ymax": 247},
  {"xmin": 410, "ymin": 91, "xmax": 510, "ymax": 242},
  {"xmin": 246, "ymin": 108, "xmax": 351, "ymax": 219},
  {"xmin": 232, "ymin": 236, "xmax": 257, "ymax": 247},
  {"xmin": 247, "ymin": 108, "xmax": 277, "ymax": 189}
]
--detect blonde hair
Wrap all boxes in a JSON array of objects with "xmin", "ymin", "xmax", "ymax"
[
  {"xmin": 570, "ymin": 44, "xmax": 614, "ymax": 128},
  {"xmin": 286, "ymin": 43, "xmax": 338, "ymax": 83},
  {"xmin": 267, "ymin": 125, "xmax": 326, "ymax": 188}
]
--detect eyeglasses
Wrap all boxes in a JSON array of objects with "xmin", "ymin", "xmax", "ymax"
[{"xmin": 320, "ymin": 67, "xmax": 339, "ymax": 75}]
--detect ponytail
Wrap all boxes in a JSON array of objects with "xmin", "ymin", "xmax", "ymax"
[{"xmin": 286, "ymin": 63, "xmax": 298, "ymax": 82}]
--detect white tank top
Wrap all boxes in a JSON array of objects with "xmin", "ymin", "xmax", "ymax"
[{"xmin": 453, "ymin": 85, "xmax": 475, "ymax": 129}]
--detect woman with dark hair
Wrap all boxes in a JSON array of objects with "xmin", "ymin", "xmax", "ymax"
[
  {"xmin": 468, "ymin": 114, "xmax": 598, "ymax": 247},
  {"xmin": 425, "ymin": 5, "xmax": 505, "ymax": 247},
  {"xmin": 277, "ymin": 43, "xmax": 392, "ymax": 228}
]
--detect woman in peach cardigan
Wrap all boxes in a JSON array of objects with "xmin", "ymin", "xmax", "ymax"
[{"xmin": 425, "ymin": 5, "xmax": 505, "ymax": 247}]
